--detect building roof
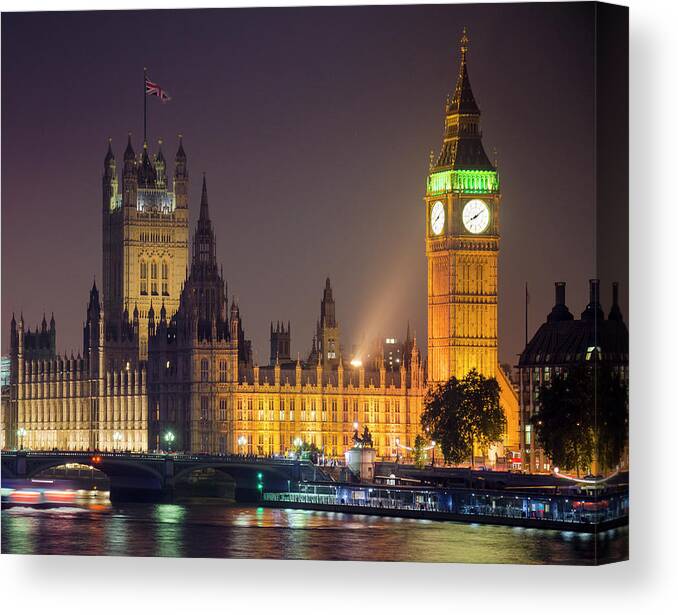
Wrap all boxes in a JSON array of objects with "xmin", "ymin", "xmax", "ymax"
[{"xmin": 518, "ymin": 281, "xmax": 628, "ymax": 368}]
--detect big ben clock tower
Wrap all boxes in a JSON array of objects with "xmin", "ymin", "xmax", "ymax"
[{"xmin": 425, "ymin": 29, "xmax": 500, "ymax": 384}]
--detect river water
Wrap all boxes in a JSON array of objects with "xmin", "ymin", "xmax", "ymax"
[{"xmin": 1, "ymin": 498, "xmax": 627, "ymax": 564}]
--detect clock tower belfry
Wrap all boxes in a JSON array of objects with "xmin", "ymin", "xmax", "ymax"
[{"xmin": 425, "ymin": 29, "xmax": 500, "ymax": 384}]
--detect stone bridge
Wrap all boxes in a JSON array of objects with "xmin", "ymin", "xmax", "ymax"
[{"xmin": 1, "ymin": 451, "xmax": 326, "ymax": 503}]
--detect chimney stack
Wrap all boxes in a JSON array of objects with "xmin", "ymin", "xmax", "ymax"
[{"xmin": 555, "ymin": 282, "xmax": 566, "ymax": 306}]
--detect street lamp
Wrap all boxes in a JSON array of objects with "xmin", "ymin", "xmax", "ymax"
[
  {"xmin": 431, "ymin": 440, "xmax": 436, "ymax": 466},
  {"xmin": 113, "ymin": 431, "xmax": 123, "ymax": 452},
  {"xmin": 16, "ymin": 427, "xmax": 27, "ymax": 450},
  {"xmin": 237, "ymin": 435, "xmax": 247, "ymax": 455},
  {"xmin": 293, "ymin": 437, "xmax": 302, "ymax": 459},
  {"xmin": 164, "ymin": 430, "xmax": 175, "ymax": 453}
]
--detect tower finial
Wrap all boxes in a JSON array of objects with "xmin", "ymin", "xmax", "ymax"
[{"xmin": 460, "ymin": 27, "xmax": 469, "ymax": 64}]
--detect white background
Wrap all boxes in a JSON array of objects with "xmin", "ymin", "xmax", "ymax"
[{"xmin": 0, "ymin": 0, "xmax": 676, "ymax": 611}]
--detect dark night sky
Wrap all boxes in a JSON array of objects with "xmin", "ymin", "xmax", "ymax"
[{"xmin": 1, "ymin": 4, "xmax": 627, "ymax": 365}]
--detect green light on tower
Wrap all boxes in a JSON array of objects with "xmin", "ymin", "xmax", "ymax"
[{"xmin": 426, "ymin": 169, "xmax": 499, "ymax": 196}]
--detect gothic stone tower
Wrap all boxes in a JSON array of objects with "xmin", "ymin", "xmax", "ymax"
[
  {"xmin": 102, "ymin": 135, "xmax": 189, "ymax": 360},
  {"xmin": 315, "ymin": 278, "xmax": 341, "ymax": 369},
  {"xmin": 147, "ymin": 176, "xmax": 250, "ymax": 453},
  {"xmin": 425, "ymin": 30, "xmax": 500, "ymax": 383}
]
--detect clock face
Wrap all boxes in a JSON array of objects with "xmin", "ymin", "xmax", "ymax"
[
  {"xmin": 462, "ymin": 199, "xmax": 490, "ymax": 234},
  {"xmin": 430, "ymin": 201, "xmax": 445, "ymax": 235}
]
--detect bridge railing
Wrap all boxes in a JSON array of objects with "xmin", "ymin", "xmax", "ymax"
[{"xmin": 2, "ymin": 450, "xmax": 311, "ymax": 467}]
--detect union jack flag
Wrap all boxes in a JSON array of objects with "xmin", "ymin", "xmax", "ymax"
[{"xmin": 145, "ymin": 77, "xmax": 171, "ymax": 102}]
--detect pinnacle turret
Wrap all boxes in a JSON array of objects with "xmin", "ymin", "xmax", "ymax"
[
  {"xmin": 104, "ymin": 138, "xmax": 115, "ymax": 169},
  {"xmin": 199, "ymin": 173, "xmax": 210, "ymax": 222},
  {"xmin": 124, "ymin": 133, "xmax": 135, "ymax": 160}
]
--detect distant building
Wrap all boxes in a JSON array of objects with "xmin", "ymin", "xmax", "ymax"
[
  {"xmin": 516, "ymin": 280, "xmax": 628, "ymax": 472},
  {"xmin": 383, "ymin": 338, "xmax": 404, "ymax": 370}
]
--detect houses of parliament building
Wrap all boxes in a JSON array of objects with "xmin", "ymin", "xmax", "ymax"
[{"xmin": 3, "ymin": 34, "xmax": 520, "ymax": 460}]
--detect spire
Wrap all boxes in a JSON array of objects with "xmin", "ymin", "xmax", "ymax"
[
  {"xmin": 104, "ymin": 137, "xmax": 115, "ymax": 166},
  {"xmin": 156, "ymin": 139, "xmax": 166, "ymax": 164},
  {"xmin": 434, "ymin": 28, "xmax": 493, "ymax": 171},
  {"xmin": 88, "ymin": 278, "xmax": 99, "ymax": 313},
  {"xmin": 176, "ymin": 134, "xmax": 186, "ymax": 161},
  {"xmin": 199, "ymin": 173, "xmax": 209, "ymax": 221},
  {"xmin": 449, "ymin": 27, "xmax": 479, "ymax": 115},
  {"xmin": 137, "ymin": 139, "xmax": 157, "ymax": 187},
  {"xmin": 320, "ymin": 277, "xmax": 336, "ymax": 328},
  {"xmin": 124, "ymin": 133, "xmax": 135, "ymax": 160}
]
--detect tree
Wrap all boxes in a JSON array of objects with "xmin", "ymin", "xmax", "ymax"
[
  {"xmin": 413, "ymin": 434, "xmax": 428, "ymax": 468},
  {"xmin": 596, "ymin": 367, "xmax": 629, "ymax": 470},
  {"xmin": 421, "ymin": 369, "xmax": 506, "ymax": 466},
  {"xmin": 533, "ymin": 365, "xmax": 628, "ymax": 475}
]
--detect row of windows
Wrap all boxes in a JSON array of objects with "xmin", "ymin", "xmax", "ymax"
[
  {"xmin": 233, "ymin": 411, "xmax": 407, "ymax": 423},
  {"xmin": 194, "ymin": 395, "xmax": 409, "ymax": 425},
  {"xmin": 139, "ymin": 232, "xmax": 173, "ymax": 243},
  {"xmin": 234, "ymin": 397, "xmax": 403, "ymax": 412},
  {"xmin": 140, "ymin": 259, "xmax": 170, "ymax": 296},
  {"xmin": 201, "ymin": 359, "xmax": 230, "ymax": 382}
]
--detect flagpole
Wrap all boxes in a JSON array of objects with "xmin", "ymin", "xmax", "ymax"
[{"xmin": 143, "ymin": 67, "xmax": 147, "ymax": 144}]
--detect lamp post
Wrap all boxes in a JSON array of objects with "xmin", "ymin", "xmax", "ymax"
[
  {"xmin": 293, "ymin": 437, "xmax": 302, "ymax": 460},
  {"xmin": 16, "ymin": 427, "xmax": 27, "ymax": 450},
  {"xmin": 113, "ymin": 431, "xmax": 123, "ymax": 452},
  {"xmin": 164, "ymin": 430, "xmax": 175, "ymax": 454},
  {"xmin": 431, "ymin": 440, "xmax": 436, "ymax": 467},
  {"xmin": 237, "ymin": 435, "xmax": 247, "ymax": 456}
]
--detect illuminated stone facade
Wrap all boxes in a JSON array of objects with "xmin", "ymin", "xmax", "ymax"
[
  {"xmin": 425, "ymin": 31, "xmax": 500, "ymax": 383},
  {"xmin": 103, "ymin": 136, "xmax": 189, "ymax": 360},
  {"xmin": 146, "ymin": 177, "xmax": 426, "ymax": 457},
  {"xmin": 424, "ymin": 31, "xmax": 520, "ymax": 453},
  {"xmin": 4, "ymin": 157, "xmax": 425, "ymax": 458},
  {"xmin": 6, "ymin": 286, "xmax": 148, "ymax": 452},
  {"xmin": 4, "ymin": 35, "xmax": 520, "ymax": 460}
]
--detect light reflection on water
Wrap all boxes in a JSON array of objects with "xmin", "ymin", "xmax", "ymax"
[{"xmin": 1, "ymin": 501, "xmax": 628, "ymax": 565}]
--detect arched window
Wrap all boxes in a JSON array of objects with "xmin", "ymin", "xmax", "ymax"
[
  {"xmin": 140, "ymin": 260, "xmax": 147, "ymax": 295},
  {"xmin": 151, "ymin": 261, "xmax": 158, "ymax": 295},
  {"xmin": 161, "ymin": 261, "xmax": 169, "ymax": 296}
]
